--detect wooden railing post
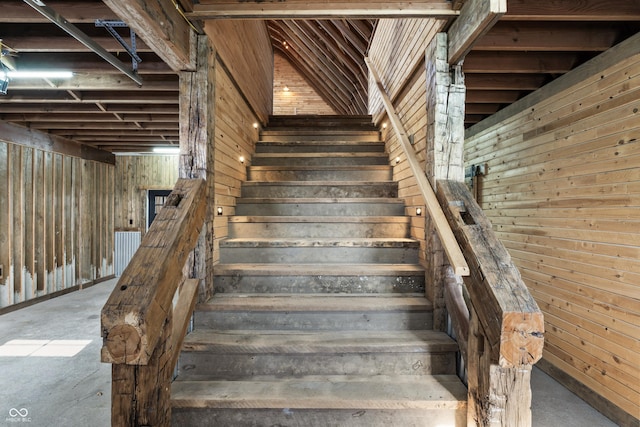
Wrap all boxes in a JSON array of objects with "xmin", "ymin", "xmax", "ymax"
[
  {"xmin": 437, "ymin": 180, "xmax": 544, "ymax": 427},
  {"xmin": 101, "ymin": 178, "xmax": 206, "ymax": 426}
]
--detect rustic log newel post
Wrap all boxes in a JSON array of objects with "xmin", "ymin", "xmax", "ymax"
[{"xmin": 101, "ymin": 178, "xmax": 206, "ymax": 426}]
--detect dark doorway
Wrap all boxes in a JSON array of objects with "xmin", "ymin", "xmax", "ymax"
[{"xmin": 148, "ymin": 189, "xmax": 172, "ymax": 228}]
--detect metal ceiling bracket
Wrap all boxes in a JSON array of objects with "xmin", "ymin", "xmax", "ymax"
[
  {"xmin": 95, "ymin": 20, "xmax": 142, "ymax": 72},
  {"xmin": 22, "ymin": 0, "xmax": 143, "ymax": 86}
]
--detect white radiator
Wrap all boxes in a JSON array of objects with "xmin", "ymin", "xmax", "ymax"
[{"xmin": 114, "ymin": 231, "xmax": 141, "ymax": 277}]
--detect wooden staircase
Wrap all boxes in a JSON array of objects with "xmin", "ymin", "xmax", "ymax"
[{"xmin": 171, "ymin": 116, "xmax": 467, "ymax": 425}]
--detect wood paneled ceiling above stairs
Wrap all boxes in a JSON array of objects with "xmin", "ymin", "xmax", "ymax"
[{"xmin": 1, "ymin": 0, "xmax": 640, "ymax": 153}]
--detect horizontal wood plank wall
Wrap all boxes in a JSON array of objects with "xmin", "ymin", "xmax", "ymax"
[
  {"xmin": 214, "ymin": 58, "xmax": 260, "ymax": 264},
  {"xmin": 204, "ymin": 20, "xmax": 273, "ymax": 124},
  {"xmin": 273, "ymin": 52, "xmax": 336, "ymax": 115},
  {"xmin": 465, "ymin": 42, "xmax": 640, "ymax": 424},
  {"xmin": 0, "ymin": 141, "xmax": 114, "ymax": 309},
  {"xmin": 114, "ymin": 155, "xmax": 179, "ymax": 236},
  {"xmin": 368, "ymin": 19, "xmax": 445, "ymax": 264}
]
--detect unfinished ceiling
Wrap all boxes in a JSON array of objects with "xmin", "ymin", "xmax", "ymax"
[{"xmin": 1, "ymin": 0, "xmax": 640, "ymax": 153}]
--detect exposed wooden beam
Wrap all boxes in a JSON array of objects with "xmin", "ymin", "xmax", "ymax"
[
  {"xmin": 504, "ymin": 0, "xmax": 640, "ymax": 21},
  {"xmin": 463, "ymin": 51, "xmax": 580, "ymax": 73},
  {"xmin": 0, "ymin": 91, "xmax": 178, "ymax": 104},
  {"xmin": 189, "ymin": 0, "xmax": 457, "ymax": 19},
  {"xmin": 473, "ymin": 22, "xmax": 621, "ymax": 51},
  {"xmin": 448, "ymin": 0, "xmax": 506, "ymax": 64},
  {"xmin": 466, "ymin": 90, "xmax": 524, "ymax": 104},
  {"xmin": 0, "ymin": 120, "xmax": 115, "ymax": 164},
  {"xmin": 0, "ymin": 0, "xmax": 114, "ymax": 23},
  {"xmin": 465, "ymin": 74, "xmax": 548, "ymax": 90},
  {"xmin": 16, "ymin": 53, "xmax": 172, "ymax": 74},
  {"xmin": 101, "ymin": 0, "xmax": 195, "ymax": 72},
  {"xmin": 8, "ymin": 74, "xmax": 178, "ymax": 91},
  {"xmin": 0, "ymin": 113, "xmax": 179, "ymax": 123},
  {"xmin": 2, "ymin": 36, "xmax": 153, "ymax": 53}
]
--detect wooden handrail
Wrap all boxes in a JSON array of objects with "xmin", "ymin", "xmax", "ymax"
[
  {"xmin": 437, "ymin": 180, "xmax": 544, "ymax": 426},
  {"xmin": 101, "ymin": 178, "xmax": 206, "ymax": 426},
  {"xmin": 366, "ymin": 57, "xmax": 470, "ymax": 276},
  {"xmin": 101, "ymin": 178, "xmax": 206, "ymax": 365}
]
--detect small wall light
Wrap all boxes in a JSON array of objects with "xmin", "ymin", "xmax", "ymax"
[
  {"xmin": 253, "ymin": 122, "xmax": 259, "ymax": 129},
  {"xmin": 283, "ymin": 86, "xmax": 290, "ymax": 92},
  {"xmin": 416, "ymin": 207, "xmax": 422, "ymax": 216},
  {"xmin": 382, "ymin": 122, "xmax": 387, "ymax": 129},
  {"xmin": 395, "ymin": 157, "xmax": 400, "ymax": 164},
  {"xmin": 217, "ymin": 207, "xmax": 223, "ymax": 216},
  {"xmin": 239, "ymin": 155, "xmax": 245, "ymax": 164}
]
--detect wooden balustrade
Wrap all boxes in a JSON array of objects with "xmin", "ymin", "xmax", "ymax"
[
  {"xmin": 437, "ymin": 180, "xmax": 544, "ymax": 426},
  {"xmin": 367, "ymin": 58, "xmax": 544, "ymax": 425},
  {"xmin": 101, "ymin": 178, "xmax": 206, "ymax": 426}
]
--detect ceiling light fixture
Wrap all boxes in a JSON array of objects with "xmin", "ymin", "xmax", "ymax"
[
  {"xmin": 152, "ymin": 147, "xmax": 180, "ymax": 154},
  {"xmin": 5, "ymin": 70, "xmax": 74, "ymax": 79}
]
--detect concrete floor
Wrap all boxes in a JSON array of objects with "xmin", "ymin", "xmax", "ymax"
[{"xmin": 0, "ymin": 278, "xmax": 619, "ymax": 427}]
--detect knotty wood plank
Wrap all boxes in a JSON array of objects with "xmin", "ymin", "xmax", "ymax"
[
  {"xmin": 10, "ymin": 146, "xmax": 24, "ymax": 302},
  {"xmin": 0, "ymin": 143, "xmax": 10, "ymax": 305},
  {"xmin": 101, "ymin": 178, "xmax": 206, "ymax": 365}
]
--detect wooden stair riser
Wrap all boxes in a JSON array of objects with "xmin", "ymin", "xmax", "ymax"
[
  {"xmin": 228, "ymin": 221, "xmax": 410, "ymax": 239},
  {"xmin": 178, "ymin": 352, "xmax": 456, "ymax": 378},
  {"xmin": 265, "ymin": 115, "xmax": 378, "ymax": 128},
  {"xmin": 241, "ymin": 182, "xmax": 397, "ymax": 198},
  {"xmin": 256, "ymin": 143, "xmax": 385, "ymax": 153},
  {"xmin": 213, "ymin": 274, "xmax": 425, "ymax": 294},
  {"xmin": 173, "ymin": 407, "xmax": 466, "ymax": 426},
  {"xmin": 259, "ymin": 131, "xmax": 380, "ymax": 142},
  {"xmin": 251, "ymin": 155, "xmax": 389, "ymax": 167},
  {"xmin": 247, "ymin": 167, "xmax": 392, "ymax": 182},
  {"xmin": 219, "ymin": 245, "xmax": 419, "ymax": 264},
  {"xmin": 235, "ymin": 200, "xmax": 405, "ymax": 216},
  {"xmin": 194, "ymin": 310, "xmax": 433, "ymax": 331}
]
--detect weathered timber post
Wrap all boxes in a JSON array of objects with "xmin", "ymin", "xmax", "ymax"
[
  {"xmin": 179, "ymin": 34, "xmax": 216, "ymax": 302},
  {"xmin": 425, "ymin": 32, "xmax": 466, "ymax": 331}
]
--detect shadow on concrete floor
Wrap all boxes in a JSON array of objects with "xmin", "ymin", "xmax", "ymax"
[{"xmin": 0, "ymin": 278, "xmax": 618, "ymax": 426}]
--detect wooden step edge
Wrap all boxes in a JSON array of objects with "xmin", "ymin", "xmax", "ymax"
[
  {"xmin": 171, "ymin": 375, "xmax": 467, "ymax": 410},
  {"xmin": 241, "ymin": 181, "xmax": 395, "ymax": 186},
  {"xmin": 228, "ymin": 216, "xmax": 409, "ymax": 223},
  {"xmin": 236, "ymin": 197, "xmax": 405, "ymax": 204},
  {"xmin": 182, "ymin": 330, "xmax": 458, "ymax": 354},
  {"xmin": 253, "ymin": 152, "xmax": 387, "ymax": 158},
  {"xmin": 248, "ymin": 165, "xmax": 391, "ymax": 171},
  {"xmin": 219, "ymin": 238, "xmax": 420, "ymax": 248},
  {"xmin": 213, "ymin": 263, "xmax": 425, "ymax": 276},
  {"xmin": 197, "ymin": 294, "xmax": 432, "ymax": 312},
  {"xmin": 256, "ymin": 140, "xmax": 383, "ymax": 145}
]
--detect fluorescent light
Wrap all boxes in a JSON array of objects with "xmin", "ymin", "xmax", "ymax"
[
  {"xmin": 5, "ymin": 70, "xmax": 74, "ymax": 79},
  {"xmin": 152, "ymin": 147, "xmax": 180, "ymax": 154}
]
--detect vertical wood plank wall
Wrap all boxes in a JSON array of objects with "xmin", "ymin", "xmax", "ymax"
[
  {"xmin": 213, "ymin": 58, "xmax": 261, "ymax": 264},
  {"xmin": 273, "ymin": 52, "xmax": 336, "ymax": 115},
  {"xmin": 114, "ymin": 155, "xmax": 179, "ymax": 236},
  {"xmin": 0, "ymin": 141, "xmax": 114, "ymax": 308},
  {"xmin": 464, "ymin": 42, "xmax": 640, "ymax": 423},
  {"xmin": 368, "ymin": 18, "xmax": 445, "ymax": 264},
  {"xmin": 204, "ymin": 20, "xmax": 274, "ymax": 124}
]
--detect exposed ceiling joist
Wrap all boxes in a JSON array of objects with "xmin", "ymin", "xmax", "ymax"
[{"xmin": 188, "ymin": 0, "xmax": 458, "ymax": 19}]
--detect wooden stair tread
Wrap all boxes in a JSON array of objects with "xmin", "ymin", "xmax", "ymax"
[
  {"xmin": 198, "ymin": 294, "xmax": 432, "ymax": 312},
  {"xmin": 220, "ymin": 238, "xmax": 419, "ymax": 248},
  {"xmin": 253, "ymin": 152, "xmax": 386, "ymax": 158},
  {"xmin": 236, "ymin": 197, "xmax": 404, "ymax": 204},
  {"xmin": 229, "ymin": 215, "xmax": 409, "ymax": 223},
  {"xmin": 171, "ymin": 375, "xmax": 467, "ymax": 410},
  {"xmin": 213, "ymin": 263, "xmax": 425, "ymax": 276},
  {"xmin": 248, "ymin": 165, "xmax": 390, "ymax": 171},
  {"xmin": 182, "ymin": 330, "xmax": 457, "ymax": 353}
]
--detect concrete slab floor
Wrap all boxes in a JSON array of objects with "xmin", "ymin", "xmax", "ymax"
[{"xmin": 0, "ymin": 278, "xmax": 618, "ymax": 427}]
